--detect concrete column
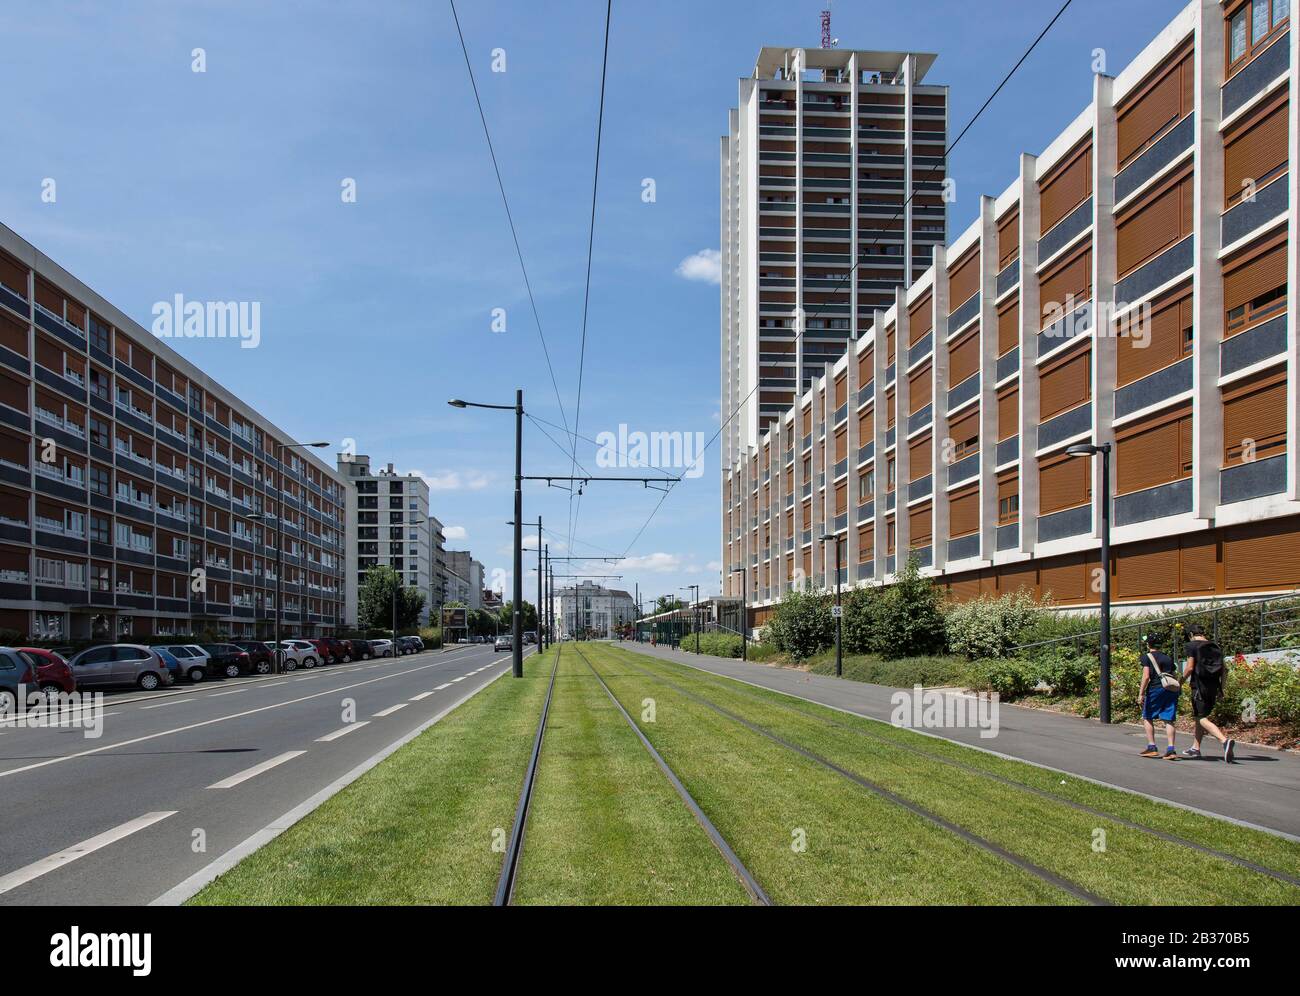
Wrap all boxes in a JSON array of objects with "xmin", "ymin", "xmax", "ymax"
[
  {"xmin": 1092, "ymin": 73, "xmax": 1118, "ymax": 540},
  {"xmin": 1287, "ymin": 17, "xmax": 1299, "ymax": 499},
  {"xmin": 894, "ymin": 286, "xmax": 911, "ymax": 565},
  {"xmin": 929, "ymin": 243, "xmax": 949, "ymax": 573},
  {"xmin": 904, "ymin": 54, "xmax": 916, "ymax": 286},
  {"xmin": 794, "ymin": 52, "xmax": 806, "ymax": 396},
  {"xmin": 1018, "ymin": 152, "xmax": 1042, "ymax": 552},
  {"xmin": 846, "ymin": 334, "xmax": 861, "ymax": 581},
  {"xmin": 977, "ymin": 195, "xmax": 1000, "ymax": 563},
  {"xmin": 873, "ymin": 308, "xmax": 888, "ymax": 580},
  {"xmin": 849, "ymin": 51, "xmax": 860, "ymax": 343}
]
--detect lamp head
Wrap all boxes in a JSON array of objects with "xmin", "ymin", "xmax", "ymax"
[{"xmin": 447, "ymin": 399, "xmax": 468, "ymax": 409}]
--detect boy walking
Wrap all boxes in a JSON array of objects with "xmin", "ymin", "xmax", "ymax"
[
  {"xmin": 1137, "ymin": 635, "xmax": 1180, "ymax": 759},
  {"xmin": 1181, "ymin": 625, "xmax": 1236, "ymax": 763}
]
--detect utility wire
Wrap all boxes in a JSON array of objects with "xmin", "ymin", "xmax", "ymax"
[
  {"xmin": 448, "ymin": 0, "xmax": 572, "ymax": 439},
  {"xmin": 566, "ymin": 0, "xmax": 614, "ymax": 558},
  {"xmin": 611, "ymin": 0, "xmax": 1075, "ymax": 562}
]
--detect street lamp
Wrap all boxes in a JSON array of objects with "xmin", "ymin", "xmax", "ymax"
[
  {"xmin": 449, "ymin": 393, "xmax": 525, "ymax": 678},
  {"xmin": 680, "ymin": 584, "xmax": 700, "ymax": 653},
  {"xmin": 820, "ymin": 533, "xmax": 843, "ymax": 677},
  {"xmin": 1067, "ymin": 441, "xmax": 1112, "ymax": 725},
  {"xmin": 729, "ymin": 566, "xmax": 748, "ymax": 661},
  {"xmin": 249, "ymin": 441, "xmax": 327, "ymax": 675}
]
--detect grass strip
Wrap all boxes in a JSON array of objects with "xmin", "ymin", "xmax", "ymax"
[
  {"xmin": 618, "ymin": 646, "xmax": 1300, "ymax": 905},
  {"xmin": 511, "ymin": 649, "xmax": 753, "ymax": 905},
  {"xmin": 584, "ymin": 645, "xmax": 1075, "ymax": 904},
  {"xmin": 189, "ymin": 654, "xmax": 553, "ymax": 905}
]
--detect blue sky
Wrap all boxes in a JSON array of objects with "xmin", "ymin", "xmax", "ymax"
[{"xmin": 0, "ymin": 0, "xmax": 1189, "ymax": 608}]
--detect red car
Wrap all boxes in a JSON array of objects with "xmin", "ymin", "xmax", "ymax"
[
  {"xmin": 308, "ymin": 639, "xmax": 335, "ymax": 665},
  {"xmin": 16, "ymin": 647, "xmax": 76, "ymax": 694}
]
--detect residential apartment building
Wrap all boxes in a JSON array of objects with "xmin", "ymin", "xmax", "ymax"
[
  {"xmin": 557, "ymin": 580, "xmax": 637, "ymax": 639},
  {"xmin": 338, "ymin": 455, "xmax": 430, "ymax": 626},
  {"xmin": 444, "ymin": 550, "xmax": 483, "ymax": 610},
  {"xmin": 723, "ymin": 1, "xmax": 1300, "ymax": 626},
  {"xmin": 720, "ymin": 44, "xmax": 949, "ymax": 476},
  {"xmin": 428, "ymin": 514, "xmax": 447, "ymax": 613},
  {"xmin": 0, "ymin": 223, "xmax": 346, "ymax": 642}
]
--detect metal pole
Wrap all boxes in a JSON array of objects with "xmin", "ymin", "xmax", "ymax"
[
  {"xmin": 275, "ymin": 513, "xmax": 283, "ymax": 675},
  {"xmin": 536, "ymin": 516, "xmax": 543, "ymax": 651},
  {"xmin": 834, "ymin": 538, "xmax": 843, "ymax": 678},
  {"xmin": 1099, "ymin": 444, "xmax": 1111, "ymax": 725},
  {"xmin": 512, "ymin": 389, "xmax": 523, "ymax": 678},
  {"xmin": 741, "ymin": 569, "xmax": 747, "ymax": 661}
]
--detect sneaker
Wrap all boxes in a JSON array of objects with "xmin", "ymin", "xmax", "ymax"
[
  {"xmin": 1182, "ymin": 747, "xmax": 1201, "ymax": 758},
  {"xmin": 1224, "ymin": 738, "xmax": 1236, "ymax": 764},
  {"xmin": 1163, "ymin": 748, "xmax": 1179, "ymax": 760},
  {"xmin": 1139, "ymin": 745, "xmax": 1160, "ymax": 757}
]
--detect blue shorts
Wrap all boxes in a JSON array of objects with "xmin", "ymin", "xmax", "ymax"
[{"xmin": 1143, "ymin": 686, "xmax": 1179, "ymax": 722}]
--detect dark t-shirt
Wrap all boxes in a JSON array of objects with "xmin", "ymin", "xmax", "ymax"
[{"xmin": 1184, "ymin": 641, "xmax": 1222, "ymax": 688}]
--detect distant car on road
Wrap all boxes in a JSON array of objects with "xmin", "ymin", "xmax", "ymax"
[
  {"xmin": 494, "ymin": 635, "xmax": 512, "ymax": 652},
  {"xmin": 16, "ymin": 647, "xmax": 75, "ymax": 694},
  {"xmin": 523, "ymin": 631, "xmax": 537, "ymax": 645},
  {"xmin": 201, "ymin": 644, "xmax": 251, "ymax": 678},
  {"xmin": 324, "ymin": 638, "xmax": 353, "ymax": 663},
  {"xmin": 346, "ymin": 639, "xmax": 374, "ymax": 661},
  {"xmin": 396, "ymin": 637, "xmax": 421, "ymax": 655},
  {"xmin": 0, "ymin": 648, "xmax": 37, "ymax": 712},
  {"xmin": 67, "ymin": 644, "xmax": 173, "ymax": 691},
  {"xmin": 231, "ymin": 641, "xmax": 275, "ymax": 675}
]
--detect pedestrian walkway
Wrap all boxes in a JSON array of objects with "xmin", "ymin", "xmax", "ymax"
[{"xmin": 624, "ymin": 642, "xmax": 1300, "ymax": 839}]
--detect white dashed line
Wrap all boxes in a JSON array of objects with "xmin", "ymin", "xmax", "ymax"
[
  {"xmin": 373, "ymin": 704, "xmax": 408, "ymax": 717},
  {"xmin": 207, "ymin": 751, "xmax": 307, "ymax": 789},
  {"xmin": 316, "ymin": 722, "xmax": 370, "ymax": 743},
  {"xmin": 434, "ymin": 683, "xmax": 452, "ymax": 690},
  {"xmin": 0, "ymin": 811, "xmax": 176, "ymax": 896},
  {"xmin": 409, "ymin": 692, "xmax": 434, "ymax": 701}
]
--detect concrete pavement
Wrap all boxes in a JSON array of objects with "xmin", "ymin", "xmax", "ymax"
[
  {"xmin": 0, "ymin": 642, "xmax": 533, "ymax": 905},
  {"xmin": 624, "ymin": 642, "xmax": 1300, "ymax": 840}
]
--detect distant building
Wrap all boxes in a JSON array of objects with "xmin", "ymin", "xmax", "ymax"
[
  {"xmin": 557, "ymin": 581, "xmax": 637, "ymax": 639},
  {"xmin": 427, "ymin": 515, "xmax": 447, "ymax": 613},
  {"xmin": 339, "ymin": 455, "xmax": 430, "ymax": 626},
  {"xmin": 445, "ymin": 550, "xmax": 483, "ymax": 610}
]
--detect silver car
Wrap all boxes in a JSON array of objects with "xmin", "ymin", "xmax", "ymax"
[
  {"xmin": 67, "ymin": 644, "xmax": 174, "ymax": 691},
  {"xmin": 159, "ymin": 645, "xmax": 213, "ymax": 683},
  {"xmin": 263, "ymin": 641, "xmax": 313, "ymax": 671}
]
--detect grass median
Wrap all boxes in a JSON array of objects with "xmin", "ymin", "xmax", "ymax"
[
  {"xmin": 511, "ymin": 649, "xmax": 752, "ymax": 905},
  {"xmin": 189, "ymin": 652, "xmax": 554, "ymax": 905},
  {"xmin": 613, "ymin": 645, "xmax": 1300, "ymax": 904}
]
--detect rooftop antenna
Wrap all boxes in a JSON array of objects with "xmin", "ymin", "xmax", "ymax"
[{"xmin": 820, "ymin": 7, "xmax": 837, "ymax": 49}]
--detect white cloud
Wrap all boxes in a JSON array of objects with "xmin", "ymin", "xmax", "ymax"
[
  {"xmin": 675, "ymin": 248, "xmax": 721, "ymax": 284},
  {"xmin": 622, "ymin": 552, "xmax": 684, "ymax": 573},
  {"xmin": 705, "ymin": 560, "xmax": 722, "ymax": 572},
  {"xmin": 418, "ymin": 470, "xmax": 490, "ymax": 492},
  {"xmin": 444, "ymin": 525, "xmax": 468, "ymax": 541}
]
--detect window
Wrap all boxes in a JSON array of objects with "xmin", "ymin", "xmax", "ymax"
[
  {"xmin": 858, "ymin": 470, "xmax": 874, "ymax": 502},
  {"xmin": 886, "ymin": 456, "xmax": 896, "ymax": 490},
  {"xmin": 1223, "ymin": 95, "xmax": 1288, "ymax": 207},
  {"xmin": 89, "ymin": 316, "xmax": 110, "ymax": 354},
  {"xmin": 89, "ymin": 464, "xmax": 109, "ymax": 496},
  {"xmin": 1227, "ymin": 0, "xmax": 1289, "ymax": 74},
  {"xmin": 1224, "ymin": 236, "xmax": 1286, "ymax": 337},
  {"xmin": 1116, "ymin": 48, "xmax": 1193, "ymax": 170},
  {"xmin": 90, "ymin": 514, "xmax": 109, "ymax": 544},
  {"xmin": 89, "ymin": 416, "xmax": 109, "ymax": 448},
  {"xmin": 999, "ymin": 493, "xmax": 1020, "ymax": 524},
  {"xmin": 1223, "ymin": 369, "xmax": 1286, "ymax": 465}
]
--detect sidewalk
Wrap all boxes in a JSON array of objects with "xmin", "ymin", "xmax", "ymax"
[{"xmin": 622, "ymin": 642, "xmax": 1300, "ymax": 840}]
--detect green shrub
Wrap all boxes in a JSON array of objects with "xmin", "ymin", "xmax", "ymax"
[
  {"xmin": 812, "ymin": 653, "xmax": 967, "ymax": 688},
  {"xmin": 872, "ymin": 558, "xmax": 946, "ymax": 659},
  {"xmin": 677, "ymin": 633, "xmax": 744, "ymax": 658},
  {"xmin": 1029, "ymin": 648, "xmax": 1089, "ymax": 696},
  {"xmin": 964, "ymin": 657, "xmax": 1036, "ymax": 698},
  {"xmin": 766, "ymin": 588, "xmax": 833, "ymax": 661},
  {"xmin": 944, "ymin": 590, "xmax": 1043, "ymax": 660}
]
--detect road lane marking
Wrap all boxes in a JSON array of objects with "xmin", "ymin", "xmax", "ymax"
[
  {"xmin": 0, "ymin": 647, "xmax": 533, "ymax": 781},
  {"xmin": 208, "ymin": 688, "xmax": 247, "ymax": 698},
  {"xmin": 373, "ymin": 704, "xmax": 407, "ymax": 717},
  {"xmin": 207, "ymin": 751, "xmax": 307, "ymax": 789},
  {"xmin": 0, "ymin": 811, "xmax": 176, "ymax": 896},
  {"xmin": 434, "ymin": 683, "xmax": 452, "ymax": 690},
  {"xmin": 409, "ymin": 692, "xmax": 434, "ymax": 701},
  {"xmin": 452, "ymin": 676, "xmax": 466, "ymax": 682},
  {"xmin": 140, "ymin": 700, "xmax": 187, "ymax": 710},
  {"xmin": 316, "ymin": 722, "xmax": 370, "ymax": 742}
]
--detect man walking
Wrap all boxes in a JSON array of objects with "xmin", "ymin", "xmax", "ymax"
[
  {"xmin": 1181, "ymin": 624, "xmax": 1236, "ymax": 763},
  {"xmin": 1137, "ymin": 634, "xmax": 1180, "ymax": 760}
]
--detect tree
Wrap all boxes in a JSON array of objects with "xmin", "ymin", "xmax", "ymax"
[
  {"xmin": 498, "ymin": 600, "xmax": 538, "ymax": 633},
  {"xmin": 766, "ymin": 588, "xmax": 833, "ymax": 661},
  {"xmin": 358, "ymin": 566, "xmax": 426, "ymax": 631},
  {"xmin": 655, "ymin": 596, "xmax": 685, "ymax": 613}
]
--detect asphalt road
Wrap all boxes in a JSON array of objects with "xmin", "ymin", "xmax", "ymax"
[
  {"xmin": 627, "ymin": 643, "xmax": 1300, "ymax": 840},
  {"xmin": 0, "ymin": 642, "xmax": 532, "ymax": 905}
]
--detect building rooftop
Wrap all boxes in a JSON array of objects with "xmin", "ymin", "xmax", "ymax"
[{"xmin": 753, "ymin": 46, "xmax": 939, "ymax": 83}]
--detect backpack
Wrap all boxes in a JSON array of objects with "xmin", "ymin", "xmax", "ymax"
[
  {"xmin": 1147, "ymin": 653, "xmax": 1181, "ymax": 692},
  {"xmin": 1191, "ymin": 640, "xmax": 1225, "ymax": 686}
]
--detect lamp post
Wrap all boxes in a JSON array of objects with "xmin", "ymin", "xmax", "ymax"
[
  {"xmin": 729, "ymin": 566, "xmax": 748, "ymax": 661},
  {"xmin": 820, "ymin": 533, "xmax": 843, "ymax": 677},
  {"xmin": 1067, "ymin": 442, "xmax": 1112, "ymax": 724},
  {"xmin": 450, "ymin": 393, "xmax": 524, "ymax": 678},
  {"xmin": 249, "ymin": 440, "xmax": 328, "ymax": 675},
  {"xmin": 680, "ymin": 584, "xmax": 700, "ymax": 653}
]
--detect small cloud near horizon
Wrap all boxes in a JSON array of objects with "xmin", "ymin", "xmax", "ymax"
[{"xmin": 675, "ymin": 248, "xmax": 721, "ymax": 284}]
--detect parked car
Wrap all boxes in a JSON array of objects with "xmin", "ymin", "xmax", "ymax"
[
  {"xmin": 307, "ymin": 638, "xmax": 336, "ymax": 664},
  {"xmin": 67, "ymin": 644, "xmax": 174, "ymax": 691},
  {"xmin": 263, "ymin": 641, "xmax": 313, "ymax": 671},
  {"xmin": 369, "ymin": 639, "xmax": 394, "ymax": 658},
  {"xmin": 283, "ymin": 640, "xmax": 320, "ymax": 667},
  {"xmin": 158, "ymin": 645, "xmax": 216, "ymax": 683},
  {"xmin": 346, "ymin": 638, "xmax": 374, "ymax": 661},
  {"xmin": 201, "ymin": 644, "xmax": 252, "ymax": 678},
  {"xmin": 151, "ymin": 646, "xmax": 184, "ymax": 685},
  {"xmin": 16, "ymin": 647, "xmax": 76, "ymax": 694},
  {"xmin": 0, "ymin": 648, "xmax": 37, "ymax": 712},
  {"xmin": 232, "ymin": 641, "xmax": 275, "ymax": 675},
  {"xmin": 494, "ymin": 635, "xmax": 512, "ymax": 652},
  {"xmin": 325, "ymin": 638, "xmax": 354, "ymax": 663},
  {"xmin": 396, "ymin": 637, "xmax": 420, "ymax": 655}
]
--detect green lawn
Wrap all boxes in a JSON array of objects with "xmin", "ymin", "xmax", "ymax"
[
  {"xmin": 615, "ymin": 645, "xmax": 1300, "ymax": 904},
  {"xmin": 189, "ymin": 653, "xmax": 554, "ymax": 905},
  {"xmin": 510, "ymin": 649, "xmax": 752, "ymax": 905}
]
